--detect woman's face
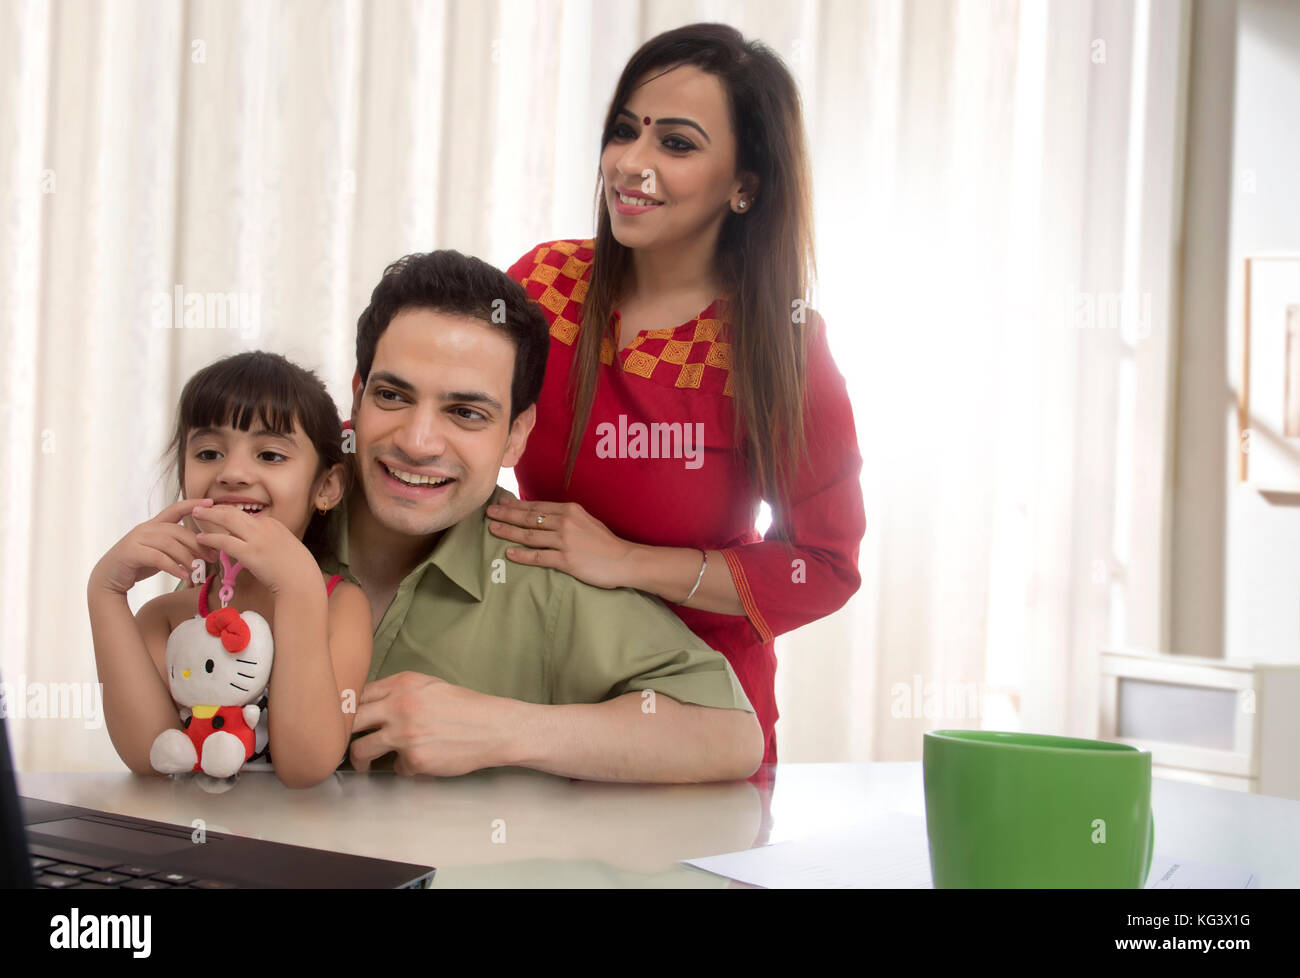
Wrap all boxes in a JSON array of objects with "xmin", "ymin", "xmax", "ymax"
[{"xmin": 599, "ymin": 64, "xmax": 752, "ymax": 255}]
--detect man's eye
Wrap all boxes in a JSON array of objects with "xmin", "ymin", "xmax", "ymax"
[
  {"xmin": 456, "ymin": 408, "xmax": 487, "ymax": 422},
  {"xmin": 376, "ymin": 389, "xmax": 403, "ymax": 403}
]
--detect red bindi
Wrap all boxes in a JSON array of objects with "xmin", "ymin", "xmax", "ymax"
[{"xmin": 643, "ymin": 116, "xmax": 651, "ymax": 126}]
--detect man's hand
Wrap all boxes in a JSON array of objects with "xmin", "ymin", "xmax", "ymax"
[{"xmin": 349, "ymin": 672, "xmax": 521, "ymax": 777}]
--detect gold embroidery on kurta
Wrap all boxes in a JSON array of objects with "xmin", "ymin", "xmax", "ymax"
[
  {"xmin": 675, "ymin": 363, "xmax": 705, "ymax": 389},
  {"xmin": 530, "ymin": 263, "xmax": 560, "ymax": 287},
  {"xmin": 693, "ymin": 318, "xmax": 722, "ymax": 342},
  {"xmin": 623, "ymin": 350, "xmax": 657, "ymax": 378},
  {"xmin": 538, "ymin": 285, "xmax": 569, "ymax": 315},
  {"xmin": 524, "ymin": 242, "xmax": 734, "ymax": 396},
  {"xmin": 659, "ymin": 340, "xmax": 691, "ymax": 365},
  {"xmin": 551, "ymin": 317, "xmax": 579, "ymax": 345}
]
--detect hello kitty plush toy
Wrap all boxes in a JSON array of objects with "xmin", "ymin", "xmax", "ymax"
[{"xmin": 149, "ymin": 552, "xmax": 273, "ymax": 779}]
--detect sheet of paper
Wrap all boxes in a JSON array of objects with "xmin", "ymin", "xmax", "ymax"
[
  {"xmin": 1144, "ymin": 857, "xmax": 1259, "ymax": 889},
  {"xmin": 682, "ymin": 812, "xmax": 933, "ymax": 888}
]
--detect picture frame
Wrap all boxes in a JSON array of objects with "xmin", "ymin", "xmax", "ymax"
[{"xmin": 1238, "ymin": 254, "xmax": 1300, "ymax": 491}]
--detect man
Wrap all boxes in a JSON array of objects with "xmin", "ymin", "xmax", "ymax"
[{"xmin": 327, "ymin": 250, "xmax": 763, "ymax": 783}]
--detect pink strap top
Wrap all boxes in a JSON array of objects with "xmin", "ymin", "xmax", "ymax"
[{"xmin": 198, "ymin": 573, "xmax": 344, "ymax": 617}]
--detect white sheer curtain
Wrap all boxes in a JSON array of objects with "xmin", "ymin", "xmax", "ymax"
[
  {"xmin": 0, "ymin": 0, "xmax": 1186, "ymax": 770},
  {"xmin": 775, "ymin": 0, "xmax": 1190, "ymax": 762}
]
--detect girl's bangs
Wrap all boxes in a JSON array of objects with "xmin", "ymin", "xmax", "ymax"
[{"xmin": 181, "ymin": 365, "xmax": 301, "ymax": 439}]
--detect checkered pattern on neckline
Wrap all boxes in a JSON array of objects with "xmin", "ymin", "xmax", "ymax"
[{"xmin": 516, "ymin": 238, "xmax": 735, "ymax": 398}]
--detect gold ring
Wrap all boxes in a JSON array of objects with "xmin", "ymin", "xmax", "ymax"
[{"xmin": 536, "ymin": 515, "xmax": 546, "ymax": 527}]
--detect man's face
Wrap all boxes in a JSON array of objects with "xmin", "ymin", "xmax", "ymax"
[{"xmin": 351, "ymin": 308, "xmax": 535, "ymax": 539}]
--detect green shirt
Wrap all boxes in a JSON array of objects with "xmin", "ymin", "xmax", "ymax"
[{"xmin": 320, "ymin": 486, "xmax": 754, "ymax": 713}]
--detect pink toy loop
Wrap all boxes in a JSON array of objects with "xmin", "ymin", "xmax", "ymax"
[{"xmin": 217, "ymin": 550, "xmax": 244, "ymax": 607}]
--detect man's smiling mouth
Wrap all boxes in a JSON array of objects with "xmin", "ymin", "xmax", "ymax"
[{"xmin": 379, "ymin": 460, "xmax": 455, "ymax": 488}]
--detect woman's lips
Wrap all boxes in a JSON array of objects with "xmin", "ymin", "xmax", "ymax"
[{"xmin": 612, "ymin": 190, "xmax": 664, "ymax": 215}]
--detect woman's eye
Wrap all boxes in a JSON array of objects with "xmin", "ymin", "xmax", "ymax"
[
  {"xmin": 611, "ymin": 122, "xmax": 635, "ymax": 140},
  {"xmin": 664, "ymin": 136, "xmax": 695, "ymax": 152}
]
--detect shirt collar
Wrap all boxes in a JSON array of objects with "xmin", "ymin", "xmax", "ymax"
[{"xmin": 330, "ymin": 487, "xmax": 500, "ymax": 602}]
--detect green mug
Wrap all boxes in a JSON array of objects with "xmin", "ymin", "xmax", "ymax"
[{"xmin": 923, "ymin": 730, "xmax": 1155, "ymax": 888}]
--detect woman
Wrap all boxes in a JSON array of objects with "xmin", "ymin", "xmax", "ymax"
[{"xmin": 494, "ymin": 23, "xmax": 865, "ymax": 767}]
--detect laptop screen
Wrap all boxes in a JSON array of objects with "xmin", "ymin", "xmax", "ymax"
[{"xmin": 0, "ymin": 700, "xmax": 36, "ymax": 887}]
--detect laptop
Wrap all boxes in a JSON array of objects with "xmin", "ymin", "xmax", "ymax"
[{"xmin": 0, "ymin": 708, "xmax": 435, "ymax": 889}]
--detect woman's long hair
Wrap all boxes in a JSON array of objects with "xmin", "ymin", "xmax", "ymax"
[{"xmin": 569, "ymin": 22, "xmax": 817, "ymax": 508}]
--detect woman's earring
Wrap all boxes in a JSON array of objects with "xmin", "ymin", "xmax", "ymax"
[{"xmin": 737, "ymin": 198, "xmax": 748, "ymax": 211}]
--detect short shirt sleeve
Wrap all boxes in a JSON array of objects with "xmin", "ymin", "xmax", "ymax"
[{"xmin": 546, "ymin": 575, "xmax": 754, "ymax": 713}]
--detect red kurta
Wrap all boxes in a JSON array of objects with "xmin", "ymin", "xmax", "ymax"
[{"xmin": 507, "ymin": 239, "xmax": 866, "ymax": 765}]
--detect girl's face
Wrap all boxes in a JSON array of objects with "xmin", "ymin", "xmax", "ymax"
[
  {"xmin": 182, "ymin": 417, "xmax": 340, "ymax": 542},
  {"xmin": 599, "ymin": 64, "xmax": 755, "ymax": 256}
]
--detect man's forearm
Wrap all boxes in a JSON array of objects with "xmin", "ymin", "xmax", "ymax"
[{"xmin": 505, "ymin": 693, "xmax": 763, "ymax": 783}]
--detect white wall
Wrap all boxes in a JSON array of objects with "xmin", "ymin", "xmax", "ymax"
[
  {"xmin": 1225, "ymin": 0, "xmax": 1300, "ymax": 664},
  {"xmin": 1174, "ymin": 0, "xmax": 1300, "ymax": 664}
]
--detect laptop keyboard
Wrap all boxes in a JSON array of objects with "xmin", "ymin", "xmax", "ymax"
[{"xmin": 28, "ymin": 842, "xmax": 237, "ymax": 889}]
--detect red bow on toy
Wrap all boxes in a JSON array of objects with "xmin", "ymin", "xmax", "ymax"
[{"xmin": 205, "ymin": 606, "xmax": 251, "ymax": 653}]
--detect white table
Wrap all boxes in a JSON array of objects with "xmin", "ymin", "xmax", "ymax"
[{"xmin": 18, "ymin": 763, "xmax": 1300, "ymax": 887}]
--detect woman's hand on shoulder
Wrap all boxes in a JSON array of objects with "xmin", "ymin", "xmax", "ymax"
[{"xmin": 486, "ymin": 498, "xmax": 639, "ymax": 590}]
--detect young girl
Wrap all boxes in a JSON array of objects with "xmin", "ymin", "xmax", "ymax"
[{"xmin": 87, "ymin": 351, "xmax": 372, "ymax": 788}]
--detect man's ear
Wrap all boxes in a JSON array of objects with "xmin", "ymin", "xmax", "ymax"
[
  {"xmin": 350, "ymin": 370, "xmax": 364, "ymax": 420},
  {"xmin": 501, "ymin": 404, "xmax": 537, "ymax": 469}
]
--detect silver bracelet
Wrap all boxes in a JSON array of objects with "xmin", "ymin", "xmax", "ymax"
[{"xmin": 681, "ymin": 550, "xmax": 708, "ymax": 604}]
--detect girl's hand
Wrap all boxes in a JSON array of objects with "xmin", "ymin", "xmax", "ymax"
[
  {"xmin": 486, "ymin": 499, "xmax": 638, "ymax": 590},
  {"xmin": 89, "ymin": 498, "xmax": 220, "ymax": 595},
  {"xmin": 190, "ymin": 504, "xmax": 318, "ymax": 597}
]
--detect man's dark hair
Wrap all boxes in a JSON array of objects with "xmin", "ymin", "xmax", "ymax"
[{"xmin": 355, "ymin": 250, "xmax": 549, "ymax": 423}]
